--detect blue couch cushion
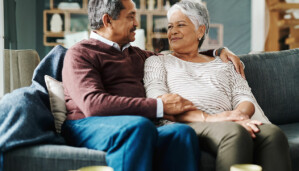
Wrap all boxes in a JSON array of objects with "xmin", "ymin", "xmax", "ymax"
[
  {"xmin": 279, "ymin": 123, "xmax": 299, "ymax": 171},
  {"xmin": 240, "ymin": 49, "xmax": 299, "ymax": 125}
]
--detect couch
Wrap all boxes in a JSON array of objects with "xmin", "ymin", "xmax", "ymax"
[
  {"xmin": 2, "ymin": 47, "xmax": 299, "ymax": 171},
  {"xmin": 3, "ymin": 49, "xmax": 40, "ymax": 95}
]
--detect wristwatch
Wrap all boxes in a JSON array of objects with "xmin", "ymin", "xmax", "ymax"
[{"xmin": 216, "ymin": 47, "xmax": 227, "ymax": 56}]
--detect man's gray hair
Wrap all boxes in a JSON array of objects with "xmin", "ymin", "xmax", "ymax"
[
  {"xmin": 167, "ymin": 0, "xmax": 210, "ymax": 48},
  {"xmin": 88, "ymin": 0, "xmax": 125, "ymax": 30}
]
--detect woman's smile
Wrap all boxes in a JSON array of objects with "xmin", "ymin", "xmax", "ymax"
[{"xmin": 171, "ymin": 37, "xmax": 182, "ymax": 41}]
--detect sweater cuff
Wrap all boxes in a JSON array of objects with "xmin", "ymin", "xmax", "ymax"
[{"xmin": 156, "ymin": 98, "xmax": 164, "ymax": 118}]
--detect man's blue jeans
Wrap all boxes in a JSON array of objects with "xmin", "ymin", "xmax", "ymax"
[{"xmin": 62, "ymin": 116, "xmax": 200, "ymax": 171}]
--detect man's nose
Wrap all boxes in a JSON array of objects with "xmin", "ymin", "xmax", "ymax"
[{"xmin": 133, "ymin": 17, "xmax": 138, "ymax": 27}]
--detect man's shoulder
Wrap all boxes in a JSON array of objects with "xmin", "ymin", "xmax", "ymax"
[
  {"xmin": 69, "ymin": 38, "xmax": 99, "ymax": 52},
  {"xmin": 129, "ymin": 46, "xmax": 157, "ymax": 58},
  {"xmin": 66, "ymin": 38, "xmax": 111, "ymax": 58}
]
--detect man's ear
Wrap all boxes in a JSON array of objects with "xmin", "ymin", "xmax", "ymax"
[{"xmin": 102, "ymin": 14, "xmax": 111, "ymax": 27}]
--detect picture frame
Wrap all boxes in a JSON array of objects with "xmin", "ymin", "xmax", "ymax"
[{"xmin": 201, "ymin": 23, "xmax": 224, "ymax": 50}]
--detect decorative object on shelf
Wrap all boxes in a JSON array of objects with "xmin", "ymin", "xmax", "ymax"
[
  {"xmin": 147, "ymin": 0, "xmax": 155, "ymax": 10},
  {"xmin": 285, "ymin": 0, "xmax": 299, "ymax": 3},
  {"xmin": 64, "ymin": 31, "xmax": 89, "ymax": 48},
  {"xmin": 58, "ymin": 2, "xmax": 81, "ymax": 10},
  {"xmin": 50, "ymin": 13, "xmax": 63, "ymax": 33},
  {"xmin": 70, "ymin": 14, "xmax": 89, "ymax": 32},
  {"xmin": 153, "ymin": 16, "xmax": 168, "ymax": 32},
  {"xmin": 164, "ymin": 0, "xmax": 171, "ymax": 10},
  {"xmin": 131, "ymin": 29, "xmax": 145, "ymax": 50},
  {"xmin": 56, "ymin": 39, "xmax": 65, "ymax": 44},
  {"xmin": 285, "ymin": 9, "xmax": 299, "ymax": 19}
]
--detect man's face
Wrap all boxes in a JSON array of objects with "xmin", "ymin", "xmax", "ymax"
[{"xmin": 110, "ymin": 0, "xmax": 138, "ymax": 47}]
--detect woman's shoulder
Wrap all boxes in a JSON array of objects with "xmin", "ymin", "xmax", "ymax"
[{"xmin": 145, "ymin": 54, "xmax": 170, "ymax": 64}]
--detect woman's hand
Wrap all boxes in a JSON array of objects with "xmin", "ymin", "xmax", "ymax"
[
  {"xmin": 218, "ymin": 48, "xmax": 245, "ymax": 79},
  {"xmin": 206, "ymin": 109, "xmax": 249, "ymax": 122},
  {"xmin": 235, "ymin": 119, "xmax": 263, "ymax": 138},
  {"xmin": 164, "ymin": 110, "xmax": 203, "ymax": 123}
]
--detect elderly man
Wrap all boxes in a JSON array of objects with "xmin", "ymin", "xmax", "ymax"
[{"xmin": 62, "ymin": 0, "xmax": 243, "ymax": 171}]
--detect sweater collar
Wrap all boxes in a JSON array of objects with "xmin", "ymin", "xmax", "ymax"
[{"xmin": 90, "ymin": 31, "xmax": 131, "ymax": 52}]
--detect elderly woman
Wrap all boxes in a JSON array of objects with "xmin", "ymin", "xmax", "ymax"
[{"xmin": 143, "ymin": 0, "xmax": 291, "ymax": 171}]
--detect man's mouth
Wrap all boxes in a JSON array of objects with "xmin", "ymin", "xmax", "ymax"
[{"xmin": 130, "ymin": 27, "xmax": 136, "ymax": 33}]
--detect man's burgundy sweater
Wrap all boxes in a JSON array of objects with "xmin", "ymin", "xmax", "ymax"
[{"xmin": 62, "ymin": 38, "xmax": 214, "ymax": 120}]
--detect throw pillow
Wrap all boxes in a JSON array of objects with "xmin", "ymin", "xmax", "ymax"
[{"xmin": 44, "ymin": 75, "xmax": 66, "ymax": 133}]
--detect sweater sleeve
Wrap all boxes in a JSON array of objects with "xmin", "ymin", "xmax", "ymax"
[
  {"xmin": 143, "ymin": 55, "xmax": 169, "ymax": 98},
  {"xmin": 199, "ymin": 49, "xmax": 215, "ymax": 57},
  {"xmin": 62, "ymin": 47, "xmax": 157, "ymax": 118},
  {"xmin": 227, "ymin": 62, "xmax": 255, "ymax": 109}
]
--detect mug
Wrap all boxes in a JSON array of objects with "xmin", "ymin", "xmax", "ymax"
[
  {"xmin": 230, "ymin": 164, "xmax": 262, "ymax": 171},
  {"xmin": 70, "ymin": 166, "xmax": 114, "ymax": 171}
]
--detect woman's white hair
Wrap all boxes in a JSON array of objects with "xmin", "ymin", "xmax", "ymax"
[{"xmin": 167, "ymin": 0, "xmax": 210, "ymax": 45}]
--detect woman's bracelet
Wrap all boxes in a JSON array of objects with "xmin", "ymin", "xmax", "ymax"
[{"xmin": 201, "ymin": 111, "xmax": 206, "ymax": 122}]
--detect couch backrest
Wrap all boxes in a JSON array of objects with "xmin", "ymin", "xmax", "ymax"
[
  {"xmin": 240, "ymin": 49, "xmax": 299, "ymax": 125},
  {"xmin": 4, "ymin": 49, "xmax": 40, "ymax": 94}
]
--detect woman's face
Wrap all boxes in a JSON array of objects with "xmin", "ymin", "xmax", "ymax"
[{"xmin": 167, "ymin": 10, "xmax": 205, "ymax": 53}]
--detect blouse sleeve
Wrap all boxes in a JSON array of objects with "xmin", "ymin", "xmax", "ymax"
[
  {"xmin": 227, "ymin": 62, "xmax": 255, "ymax": 109},
  {"xmin": 143, "ymin": 55, "xmax": 169, "ymax": 98}
]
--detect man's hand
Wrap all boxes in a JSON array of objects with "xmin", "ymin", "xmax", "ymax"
[
  {"xmin": 160, "ymin": 94, "xmax": 197, "ymax": 116},
  {"xmin": 165, "ymin": 110, "xmax": 203, "ymax": 123},
  {"xmin": 218, "ymin": 48, "xmax": 245, "ymax": 79}
]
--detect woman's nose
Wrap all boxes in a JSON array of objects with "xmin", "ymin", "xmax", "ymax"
[{"xmin": 171, "ymin": 28, "xmax": 178, "ymax": 35}]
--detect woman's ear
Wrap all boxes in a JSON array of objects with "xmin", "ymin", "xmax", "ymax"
[
  {"xmin": 102, "ymin": 14, "xmax": 111, "ymax": 27},
  {"xmin": 197, "ymin": 25, "xmax": 206, "ymax": 39}
]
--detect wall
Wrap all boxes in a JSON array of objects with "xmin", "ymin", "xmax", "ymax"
[
  {"xmin": 4, "ymin": 0, "xmax": 50, "ymax": 59},
  {"xmin": 251, "ymin": 0, "xmax": 266, "ymax": 52},
  {"xmin": 5, "ymin": 0, "xmax": 255, "ymax": 58},
  {"xmin": 16, "ymin": 0, "xmax": 37, "ymax": 50},
  {"xmin": 206, "ymin": 0, "xmax": 251, "ymax": 55},
  {"xmin": 36, "ymin": 0, "xmax": 52, "ymax": 59}
]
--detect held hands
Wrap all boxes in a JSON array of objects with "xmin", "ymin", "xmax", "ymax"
[
  {"xmin": 163, "ymin": 108, "xmax": 250, "ymax": 123},
  {"xmin": 209, "ymin": 109, "xmax": 262, "ymax": 138},
  {"xmin": 160, "ymin": 94, "xmax": 197, "ymax": 116},
  {"xmin": 206, "ymin": 109, "xmax": 249, "ymax": 122},
  {"xmin": 218, "ymin": 47, "xmax": 245, "ymax": 79}
]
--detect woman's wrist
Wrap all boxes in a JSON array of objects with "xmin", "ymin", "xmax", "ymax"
[{"xmin": 201, "ymin": 111, "xmax": 206, "ymax": 122}]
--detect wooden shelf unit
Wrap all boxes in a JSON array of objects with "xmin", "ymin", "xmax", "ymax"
[
  {"xmin": 43, "ymin": 0, "xmax": 89, "ymax": 46},
  {"xmin": 43, "ymin": 0, "xmax": 180, "ymax": 49},
  {"xmin": 135, "ymin": 0, "xmax": 180, "ymax": 51},
  {"xmin": 265, "ymin": 0, "xmax": 299, "ymax": 51}
]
